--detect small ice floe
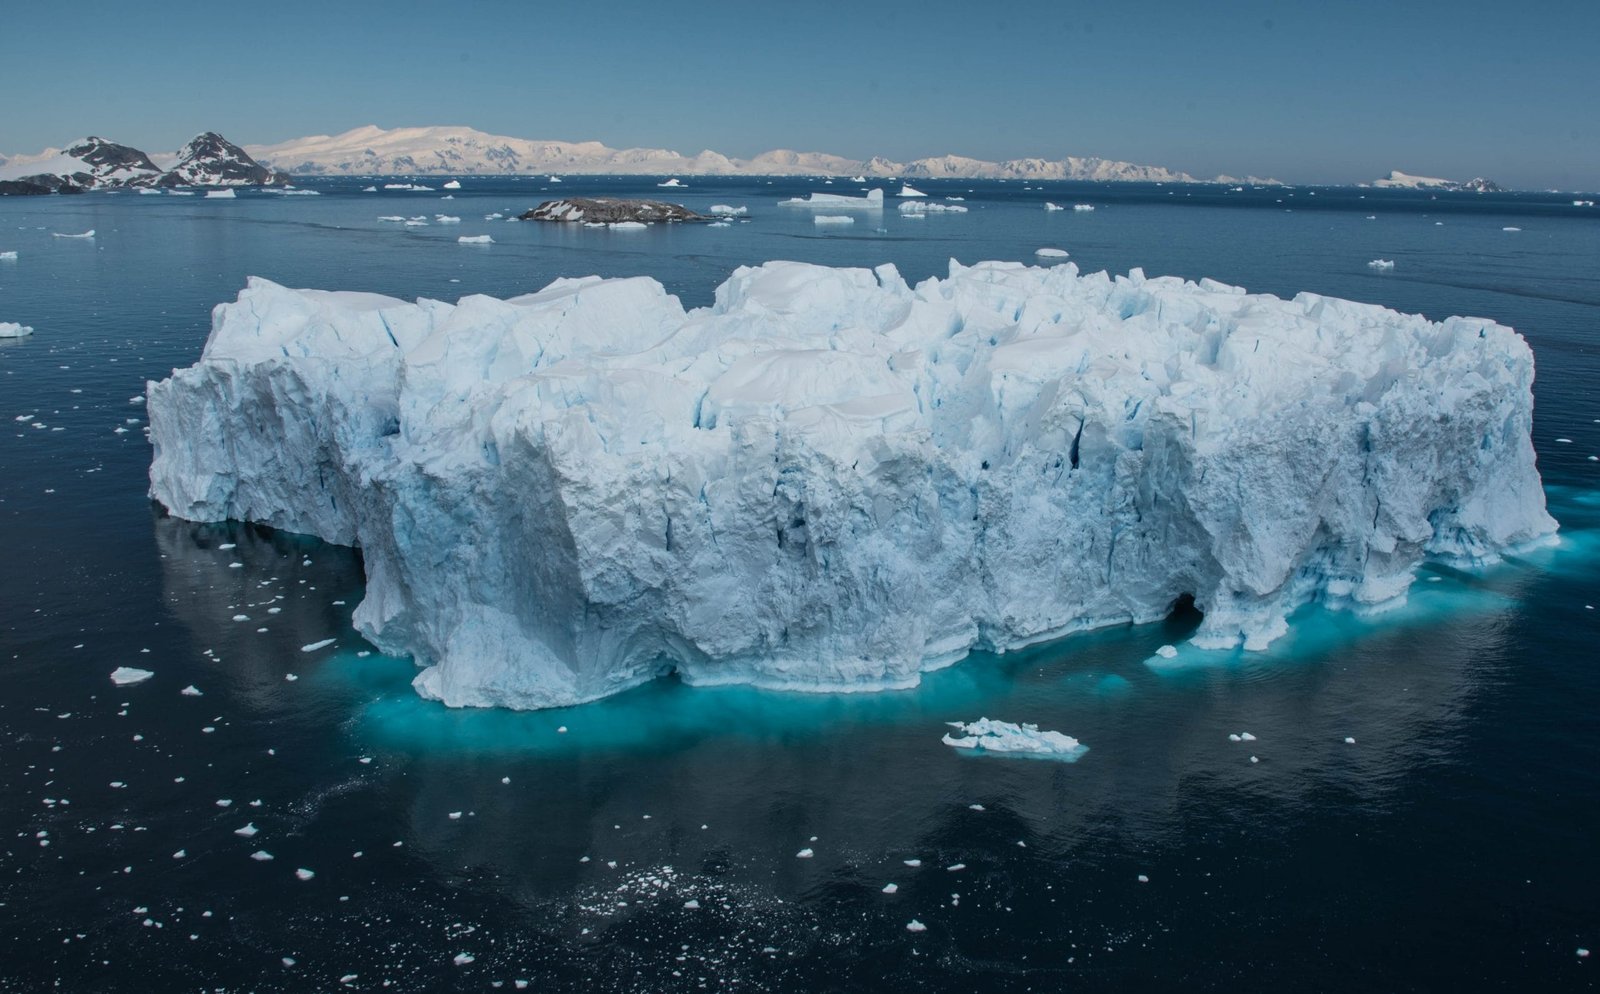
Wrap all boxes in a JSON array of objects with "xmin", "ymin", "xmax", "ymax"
[
  {"xmin": 882, "ymin": 883, "xmax": 898, "ymax": 894},
  {"xmin": 452, "ymin": 952, "xmax": 474, "ymax": 966},
  {"xmin": 52, "ymin": 230, "xmax": 95, "ymax": 239},
  {"xmin": 968, "ymin": 804, "xmax": 985, "ymax": 812},
  {"xmin": 180, "ymin": 685, "xmax": 202, "ymax": 697},
  {"xmin": 448, "ymin": 811, "xmax": 463, "ymax": 820},
  {"xmin": 443, "ymin": 180, "xmax": 462, "ymax": 190},
  {"xmin": 295, "ymin": 868, "xmax": 315, "ymax": 881},
  {"xmin": 898, "ymin": 184, "xmax": 927, "ymax": 198},
  {"xmin": 458, "ymin": 235, "xmax": 493, "ymax": 245},
  {"xmin": 205, "ymin": 190, "xmax": 237, "ymax": 199},
  {"xmin": 796, "ymin": 848, "xmax": 814, "ymax": 858},
  {"xmin": 1502, "ymin": 226, "xmax": 1521, "ymax": 232},
  {"xmin": 378, "ymin": 216, "xmax": 406, "ymax": 222},
  {"xmin": 251, "ymin": 851, "xmax": 274, "ymax": 861},
  {"xmin": 301, "ymin": 639, "xmax": 336, "ymax": 652},
  {"xmin": 657, "ymin": 178, "xmax": 684, "ymax": 188},
  {"xmin": 235, "ymin": 823, "xmax": 259, "ymax": 837},
  {"xmin": 1579, "ymin": 948, "xmax": 1591, "ymax": 958},
  {"xmin": 1034, "ymin": 247, "xmax": 1069, "ymax": 258},
  {"xmin": 547, "ymin": 175, "xmax": 562, "ymax": 182},
  {"xmin": 435, "ymin": 215, "xmax": 461, "ymax": 224},
  {"xmin": 708, "ymin": 221, "xmax": 731, "ymax": 227},
  {"xmin": 1240, "ymin": 732, "xmax": 1257, "ymax": 741},
  {"xmin": 708, "ymin": 204, "xmax": 747, "ymax": 216},
  {"xmin": 906, "ymin": 920, "xmax": 927, "ymax": 932},
  {"xmin": 1138, "ymin": 874, "xmax": 1150, "ymax": 883},
  {"xmin": 111, "ymin": 667, "xmax": 154, "ymax": 686},
  {"xmin": 1555, "ymin": 437, "xmax": 1573, "ymax": 444},
  {"xmin": 172, "ymin": 849, "xmax": 186, "ymax": 858},
  {"xmin": 1155, "ymin": 644, "xmax": 1178, "ymax": 659},
  {"xmin": 362, "ymin": 186, "xmax": 378, "ymax": 192},
  {"xmin": 609, "ymin": 221, "xmax": 647, "ymax": 230},
  {"xmin": 946, "ymin": 863, "xmax": 966, "ymax": 872},
  {"xmin": 285, "ymin": 673, "xmax": 299, "ymax": 681},
  {"xmin": 0, "ymin": 322, "xmax": 34, "ymax": 338},
  {"xmin": 1344, "ymin": 737, "xmax": 1357, "ymax": 744},
  {"xmin": 899, "ymin": 201, "xmax": 967, "ymax": 214},
  {"xmin": 1045, "ymin": 202, "xmax": 1065, "ymax": 211},
  {"xmin": 1367, "ymin": 259, "xmax": 1396, "ymax": 270},
  {"xmin": 1250, "ymin": 755, "xmax": 1260, "ymax": 764},
  {"xmin": 942, "ymin": 718, "xmax": 1086, "ymax": 760},
  {"xmin": 1073, "ymin": 204, "xmax": 1095, "ymax": 212},
  {"xmin": 0, "ymin": 251, "xmax": 17, "ymax": 261},
  {"xmin": 814, "ymin": 215, "xmax": 854, "ymax": 225},
  {"xmin": 404, "ymin": 219, "xmax": 428, "ymax": 227}
]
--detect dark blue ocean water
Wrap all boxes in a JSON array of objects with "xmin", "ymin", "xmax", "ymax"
[{"xmin": 1, "ymin": 177, "xmax": 1597, "ymax": 992}]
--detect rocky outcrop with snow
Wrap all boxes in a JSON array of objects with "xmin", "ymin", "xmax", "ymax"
[
  {"xmin": 155, "ymin": 133, "xmax": 288, "ymax": 188},
  {"xmin": 0, "ymin": 132, "xmax": 288, "ymax": 193},
  {"xmin": 147, "ymin": 261, "xmax": 1555, "ymax": 710}
]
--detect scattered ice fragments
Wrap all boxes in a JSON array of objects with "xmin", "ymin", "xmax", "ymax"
[
  {"xmin": 1367, "ymin": 259, "xmax": 1396, "ymax": 270},
  {"xmin": 899, "ymin": 201, "xmax": 968, "ymax": 214},
  {"xmin": 110, "ymin": 667, "xmax": 154, "ymax": 686},
  {"xmin": 0, "ymin": 322, "xmax": 34, "ymax": 338},
  {"xmin": 458, "ymin": 235, "xmax": 493, "ymax": 245},
  {"xmin": 251, "ymin": 851, "xmax": 274, "ymax": 861},
  {"xmin": 942, "ymin": 718, "xmax": 1086, "ymax": 760},
  {"xmin": 435, "ymin": 215, "xmax": 461, "ymax": 224},
  {"xmin": 453, "ymin": 952, "xmax": 475, "ymax": 966}
]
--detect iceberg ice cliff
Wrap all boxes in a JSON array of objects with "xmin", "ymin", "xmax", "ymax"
[{"xmin": 147, "ymin": 261, "xmax": 1555, "ymax": 709}]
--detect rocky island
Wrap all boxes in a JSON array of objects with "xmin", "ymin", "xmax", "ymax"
[{"xmin": 520, "ymin": 197, "xmax": 705, "ymax": 223}]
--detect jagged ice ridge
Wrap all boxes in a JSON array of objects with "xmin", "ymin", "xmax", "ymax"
[{"xmin": 147, "ymin": 260, "xmax": 1555, "ymax": 709}]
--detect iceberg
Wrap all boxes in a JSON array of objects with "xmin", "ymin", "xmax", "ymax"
[
  {"xmin": 813, "ymin": 215, "xmax": 854, "ymax": 225},
  {"xmin": 898, "ymin": 184, "xmax": 928, "ymax": 198},
  {"xmin": 1035, "ymin": 247, "xmax": 1069, "ymax": 258},
  {"xmin": 1367, "ymin": 259, "xmax": 1395, "ymax": 270},
  {"xmin": 941, "ymin": 718, "xmax": 1086, "ymax": 759},
  {"xmin": 52, "ymin": 230, "xmax": 95, "ymax": 239},
  {"xmin": 0, "ymin": 251, "xmax": 17, "ymax": 261},
  {"xmin": 899, "ymin": 202, "xmax": 967, "ymax": 214},
  {"xmin": 1072, "ymin": 204, "xmax": 1095, "ymax": 212},
  {"xmin": 111, "ymin": 666, "xmax": 154, "ymax": 686},
  {"xmin": 458, "ymin": 235, "xmax": 493, "ymax": 244},
  {"xmin": 1045, "ymin": 202, "xmax": 1065, "ymax": 211},
  {"xmin": 443, "ymin": 180, "xmax": 462, "ymax": 190},
  {"xmin": 657, "ymin": 178, "xmax": 684, "ymax": 188},
  {"xmin": 0, "ymin": 322, "xmax": 34, "ymax": 338},
  {"xmin": 708, "ymin": 204, "xmax": 748, "ymax": 216},
  {"xmin": 780, "ymin": 189, "xmax": 884, "ymax": 208},
  {"xmin": 205, "ymin": 189, "xmax": 236, "ymax": 199},
  {"xmin": 146, "ymin": 260, "xmax": 1555, "ymax": 710}
]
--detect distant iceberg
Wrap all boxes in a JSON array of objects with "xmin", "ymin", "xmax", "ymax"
[
  {"xmin": 1045, "ymin": 202, "xmax": 1066, "ymax": 211},
  {"xmin": 708, "ymin": 204, "xmax": 747, "ymax": 216},
  {"xmin": 657, "ymin": 178, "xmax": 684, "ymax": 188},
  {"xmin": 1034, "ymin": 247, "xmax": 1069, "ymax": 258},
  {"xmin": 1367, "ymin": 259, "xmax": 1395, "ymax": 270},
  {"xmin": 443, "ymin": 180, "xmax": 462, "ymax": 190},
  {"xmin": 1072, "ymin": 204, "xmax": 1095, "ymax": 212},
  {"xmin": 780, "ymin": 189, "xmax": 884, "ymax": 208},
  {"xmin": 899, "ymin": 202, "xmax": 967, "ymax": 214},
  {"xmin": 813, "ymin": 215, "xmax": 854, "ymax": 225},
  {"xmin": 0, "ymin": 251, "xmax": 17, "ymax": 261},
  {"xmin": 898, "ymin": 184, "xmax": 928, "ymax": 198},
  {"xmin": 942, "ymin": 718, "xmax": 1087, "ymax": 760},
  {"xmin": 0, "ymin": 322, "xmax": 34, "ymax": 338},
  {"xmin": 458, "ymin": 235, "xmax": 493, "ymax": 244},
  {"xmin": 147, "ymin": 261, "xmax": 1555, "ymax": 709},
  {"xmin": 52, "ymin": 230, "xmax": 95, "ymax": 239},
  {"xmin": 205, "ymin": 189, "xmax": 236, "ymax": 199}
]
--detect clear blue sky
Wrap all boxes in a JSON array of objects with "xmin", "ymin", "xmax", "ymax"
[{"xmin": 3, "ymin": 0, "xmax": 1595, "ymax": 189}]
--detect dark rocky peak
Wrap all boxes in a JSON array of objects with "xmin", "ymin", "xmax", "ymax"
[
  {"xmin": 65, "ymin": 137, "xmax": 161, "ymax": 177},
  {"xmin": 158, "ymin": 132, "xmax": 289, "ymax": 188}
]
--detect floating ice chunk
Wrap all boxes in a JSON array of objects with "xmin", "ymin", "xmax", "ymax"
[
  {"xmin": 608, "ymin": 221, "xmax": 647, "ymax": 230},
  {"xmin": 251, "ymin": 850, "xmax": 274, "ymax": 861},
  {"xmin": 0, "ymin": 322, "xmax": 34, "ymax": 338},
  {"xmin": 899, "ymin": 202, "xmax": 967, "ymax": 214},
  {"xmin": 898, "ymin": 184, "xmax": 927, "ymax": 198},
  {"xmin": 452, "ymin": 952, "xmax": 474, "ymax": 966},
  {"xmin": 173, "ymin": 849, "xmax": 186, "ymax": 858},
  {"xmin": 362, "ymin": 186, "xmax": 377, "ymax": 192},
  {"xmin": 1502, "ymin": 226, "xmax": 1521, "ymax": 232},
  {"xmin": 1138, "ymin": 874, "xmax": 1149, "ymax": 883},
  {"xmin": 1228, "ymin": 733, "xmax": 1241, "ymax": 742},
  {"xmin": 295, "ymin": 868, "xmax": 315, "ymax": 881},
  {"xmin": 404, "ymin": 220, "xmax": 428, "ymax": 227},
  {"xmin": 206, "ymin": 190, "xmax": 236, "ymax": 199},
  {"xmin": 780, "ymin": 189, "xmax": 883, "ymax": 208},
  {"xmin": 0, "ymin": 251, "xmax": 17, "ymax": 261},
  {"xmin": 235, "ymin": 823, "xmax": 259, "ymax": 837},
  {"xmin": 300, "ymin": 639, "xmax": 335, "ymax": 652},
  {"xmin": 378, "ymin": 216, "xmax": 406, "ymax": 222},
  {"xmin": 1072, "ymin": 204, "xmax": 1095, "ymax": 211},
  {"xmin": 849, "ymin": 175, "xmax": 866, "ymax": 183},
  {"xmin": 882, "ymin": 883, "xmax": 898, "ymax": 893},
  {"xmin": 448, "ymin": 811, "xmax": 462, "ymax": 820},
  {"xmin": 458, "ymin": 235, "xmax": 493, "ymax": 245},
  {"xmin": 1367, "ymin": 259, "xmax": 1396, "ymax": 270},
  {"xmin": 547, "ymin": 175, "xmax": 562, "ymax": 182},
  {"xmin": 1154, "ymin": 644, "xmax": 1178, "ymax": 659},
  {"xmin": 796, "ymin": 848, "xmax": 814, "ymax": 858},
  {"xmin": 1239, "ymin": 732, "xmax": 1257, "ymax": 741},
  {"xmin": 52, "ymin": 230, "xmax": 95, "ymax": 239},
  {"xmin": 111, "ymin": 667, "xmax": 154, "ymax": 686},
  {"xmin": 435, "ymin": 215, "xmax": 461, "ymax": 224},
  {"xmin": 708, "ymin": 221, "xmax": 730, "ymax": 228},
  {"xmin": 1344, "ymin": 736, "xmax": 1356, "ymax": 744},
  {"xmin": 1034, "ymin": 247, "xmax": 1069, "ymax": 258},
  {"xmin": 181, "ymin": 685, "xmax": 202, "ymax": 696},
  {"xmin": 708, "ymin": 205, "xmax": 747, "ymax": 216},
  {"xmin": 442, "ymin": 180, "xmax": 462, "ymax": 190},
  {"xmin": 942, "ymin": 718, "xmax": 1086, "ymax": 760},
  {"xmin": 683, "ymin": 898, "xmax": 700, "ymax": 909},
  {"xmin": 814, "ymin": 215, "xmax": 854, "ymax": 225},
  {"xmin": 906, "ymin": 920, "xmax": 927, "ymax": 932},
  {"xmin": 657, "ymin": 178, "xmax": 684, "ymax": 188},
  {"xmin": 1044, "ymin": 202, "xmax": 1065, "ymax": 211}
]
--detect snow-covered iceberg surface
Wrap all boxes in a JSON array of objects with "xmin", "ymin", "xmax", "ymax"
[
  {"xmin": 146, "ymin": 260, "xmax": 1556, "ymax": 710},
  {"xmin": 942, "ymin": 718, "xmax": 1086, "ymax": 760}
]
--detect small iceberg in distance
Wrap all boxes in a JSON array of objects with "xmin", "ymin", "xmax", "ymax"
[
  {"xmin": 458, "ymin": 235, "xmax": 493, "ymax": 245},
  {"xmin": 443, "ymin": 180, "xmax": 462, "ymax": 190},
  {"xmin": 1035, "ymin": 247, "xmax": 1069, "ymax": 258},
  {"xmin": 1368, "ymin": 259, "xmax": 1396, "ymax": 270},
  {"xmin": 52, "ymin": 230, "xmax": 95, "ymax": 239},
  {"xmin": 898, "ymin": 184, "xmax": 928, "ymax": 198},
  {"xmin": 1072, "ymin": 203, "xmax": 1095, "ymax": 212},
  {"xmin": 658, "ymin": 178, "xmax": 684, "ymax": 188},
  {"xmin": 708, "ymin": 204, "xmax": 747, "ymax": 216},
  {"xmin": 780, "ymin": 188, "xmax": 884, "ymax": 208},
  {"xmin": 0, "ymin": 322, "xmax": 34, "ymax": 338},
  {"xmin": 849, "ymin": 174, "xmax": 866, "ymax": 183},
  {"xmin": 205, "ymin": 189, "xmax": 237, "ymax": 199},
  {"xmin": 942, "ymin": 718, "xmax": 1087, "ymax": 761},
  {"xmin": 814, "ymin": 215, "xmax": 854, "ymax": 225},
  {"xmin": 1045, "ymin": 202, "xmax": 1066, "ymax": 211}
]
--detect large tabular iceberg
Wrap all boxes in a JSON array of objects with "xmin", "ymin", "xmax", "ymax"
[{"xmin": 147, "ymin": 260, "xmax": 1555, "ymax": 709}]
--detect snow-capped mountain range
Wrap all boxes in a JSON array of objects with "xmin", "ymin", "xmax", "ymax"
[
  {"xmin": 241, "ymin": 124, "xmax": 1278, "ymax": 184},
  {"xmin": 0, "ymin": 133, "xmax": 287, "ymax": 193}
]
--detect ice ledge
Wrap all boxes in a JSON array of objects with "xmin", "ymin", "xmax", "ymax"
[{"xmin": 147, "ymin": 260, "xmax": 1556, "ymax": 709}]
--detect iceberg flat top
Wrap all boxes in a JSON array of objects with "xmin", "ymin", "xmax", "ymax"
[{"xmin": 148, "ymin": 260, "xmax": 1554, "ymax": 710}]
